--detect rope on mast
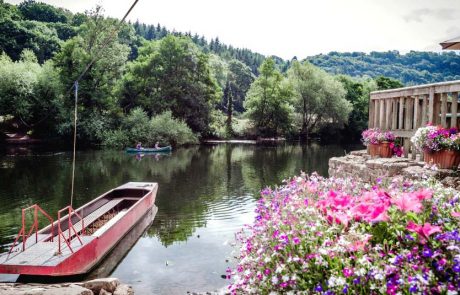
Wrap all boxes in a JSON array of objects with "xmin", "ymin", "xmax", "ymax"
[{"xmin": 69, "ymin": 0, "xmax": 140, "ymax": 207}]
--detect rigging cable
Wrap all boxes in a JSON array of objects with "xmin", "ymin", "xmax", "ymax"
[{"xmin": 70, "ymin": 0, "xmax": 140, "ymax": 207}]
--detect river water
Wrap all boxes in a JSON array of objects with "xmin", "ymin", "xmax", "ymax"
[{"xmin": 0, "ymin": 143, "xmax": 360, "ymax": 294}]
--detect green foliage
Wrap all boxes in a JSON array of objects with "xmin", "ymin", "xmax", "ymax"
[
  {"xmin": 0, "ymin": 51, "xmax": 64, "ymax": 136},
  {"xmin": 54, "ymin": 7, "xmax": 130, "ymax": 140},
  {"xmin": 149, "ymin": 111, "xmax": 198, "ymax": 146},
  {"xmin": 244, "ymin": 58, "xmax": 294, "ymax": 137},
  {"xmin": 337, "ymin": 75, "xmax": 377, "ymax": 142},
  {"xmin": 375, "ymin": 75, "xmax": 404, "ymax": 90},
  {"xmin": 307, "ymin": 51, "xmax": 460, "ymax": 85},
  {"xmin": 18, "ymin": 0, "xmax": 71, "ymax": 23},
  {"xmin": 287, "ymin": 61, "xmax": 351, "ymax": 138},
  {"xmin": 102, "ymin": 109, "xmax": 198, "ymax": 147},
  {"xmin": 119, "ymin": 35, "xmax": 220, "ymax": 135}
]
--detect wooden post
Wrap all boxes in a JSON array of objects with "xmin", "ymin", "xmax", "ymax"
[
  {"xmin": 452, "ymin": 92, "xmax": 458, "ymax": 129},
  {"xmin": 385, "ymin": 99, "xmax": 392, "ymax": 130},
  {"xmin": 421, "ymin": 95, "xmax": 428, "ymax": 126},
  {"xmin": 428, "ymin": 87, "xmax": 435, "ymax": 124},
  {"xmin": 374, "ymin": 99, "xmax": 380, "ymax": 128},
  {"xmin": 441, "ymin": 92, "xmax": 448, "ymax": 127},
  {"xmin": 413, "ymin": 95, "xmax": 420, "ymax": 130},
  {"xmin": 403, "ymin": 138, "xmax": 410, "ymax": 158},
  {"xmin": 391, "ymin": 99, "xmax": 398, "ymax": 129},
  {"xmin": 379, "ymin": 99, "xmax": 385, "ymax": 129},
  {"xmin": 405, "ymin": 97, "xmax": 413, "ymax": 131},
  {"xmin": 398, "ymin": 97, "xmax": 404, "ymax": 130},
  {"xmin": 433, "ymin": 93, "xmax": 441, "ymax": 125},
  {"xmin": 369, "ymin": 98, "xmax": 375, "ymax": 128}
]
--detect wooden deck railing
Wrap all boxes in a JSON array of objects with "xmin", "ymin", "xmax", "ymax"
[{"xmin": 369, "ymin": 80, "xmax": 460, "ymax": 159}]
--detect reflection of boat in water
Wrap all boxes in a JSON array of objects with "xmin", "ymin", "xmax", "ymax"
[
  {"xmin": 126, "ymin": 146, "xmax": 172, "ymax": 153},
  {"xmin": 0, "ymin": 182, "xmax": 158, "ymax": 277}
]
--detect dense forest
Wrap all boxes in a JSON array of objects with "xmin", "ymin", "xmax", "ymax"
[
  {"xmin": 307, "ymin": 51, "xmax": 460, "ymax": 85},
  {"xmin": 0, "ymin": 0, "xmax": 456, "ymax": 147}
]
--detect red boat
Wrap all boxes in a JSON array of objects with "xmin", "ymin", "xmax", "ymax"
[{"xmin": 0, "ymin": 182, "xmax": 158, "ymax": 276}]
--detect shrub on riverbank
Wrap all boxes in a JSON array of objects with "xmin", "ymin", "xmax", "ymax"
[
  {"xmin": 228, "ymin": 174, "xmax": 460, "ymax": 294},
  {"xmin": 102, "ymin": 109, "xmax": 198, "ymax": 147}
]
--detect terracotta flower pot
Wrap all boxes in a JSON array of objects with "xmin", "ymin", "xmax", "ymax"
[
  {"xmin": 379, "ymin": 142, "xmax": 393, "ymax": 158},
  {"xmin": 368, "ymin": 143, "xmax": 379, "ymax": 157},
  {"xmin": 424, "ymin": 150, "xmax": 460, "ymax": 169}
]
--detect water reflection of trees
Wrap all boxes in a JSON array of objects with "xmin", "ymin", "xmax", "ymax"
[{"xmin": 0, "ymin": 144, "xmax": 354, "ymax": 250}]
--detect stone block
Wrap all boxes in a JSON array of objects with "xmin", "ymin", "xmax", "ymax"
[
  {"xmin": 82, "ymin": 278, "xmax": 120, "ymax": 294},
  {"xmin": 113, "ymin": 284, "xmax": 134, "ymax": 295}
]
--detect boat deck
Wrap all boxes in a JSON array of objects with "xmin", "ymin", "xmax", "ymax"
[{"xmin": 0, "ymin": 198, "xmax": 127, "ymax": 267}]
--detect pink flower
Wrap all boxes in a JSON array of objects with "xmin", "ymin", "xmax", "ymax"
[
  {"xmin": 451, "ymin": 212, "xmax": 460, "ymax": 218},
  {"xmin": 413, "ymin": 189, "xmax": 433, "ymax": 201},
  {"xmin": 406, "ymin": 221, "xmax": 442, "ymax": 243},
  {"xmin": 392, "ymin": 193, "xmax": 423, "ymax": 213}
]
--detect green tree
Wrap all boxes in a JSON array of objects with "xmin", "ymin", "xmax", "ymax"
[
  {"xmin": 0, "ymin": 51, "xmax": 64, "ymax": 136},
  {"xmin": 53, "ymin": 7, "xmax": 130, "ymax": 142},
  {"xmin": 18, "ymin": 0, "xmax": 71, "ymax": 23},
  {"xmin": 287, "ymin": 61, "xmax": 351, "ymax": 139},
  {"xmin": 375, "ymin": 75, "xmax": 404, "ymax": 90},
  {"xmin": 119, "ymin": 35, "xmax": 220, "ymax": 134},
  {"xmin": 244, "ymin": 58, "xmax": 294, "ymax": 137},
  {"xmin": 338, "ymin": 75, "xmax": 377, "ymax": 141}
]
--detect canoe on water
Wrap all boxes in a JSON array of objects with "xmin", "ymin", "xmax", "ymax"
[
  {"xmin": 0, "ymin": 182, "xmax": 158, "ymax": 276},
  {"xmin": 125, "ymin": 146, "xmax": 172, "ymax": 153}
]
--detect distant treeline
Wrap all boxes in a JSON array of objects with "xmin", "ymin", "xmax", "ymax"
[{"xmin": 306, "ymin": 51, "xmax": 460, "ymax": 85}]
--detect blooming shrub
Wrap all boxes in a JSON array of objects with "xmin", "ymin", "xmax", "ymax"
[
  {"xmin": 411, "ymin": 125, "xmax": 459, "ymax": 152},
  {"xmin": 228, "ymin": 174, "xmax": 460, "ymax": 294},
  {"xmin": 362, "ymin": 128, "xmax": 395, "ymax": 146},
  {"xmin": 390, "ymin": 140, "xmax": 403, "ymax": 157}
]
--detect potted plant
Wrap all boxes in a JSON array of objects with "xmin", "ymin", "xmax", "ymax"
[
  {"xmin": 362, "ymin": 128, "xmax": 395, "ymax": 158},
  {"xmin": 411, "ymin": 125, "xmax": 460, "ymax": 169}
]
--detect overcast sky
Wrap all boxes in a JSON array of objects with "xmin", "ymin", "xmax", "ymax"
[{"xmin": 6, "ymin": 0, "xmax": 460, "ymax": 59}]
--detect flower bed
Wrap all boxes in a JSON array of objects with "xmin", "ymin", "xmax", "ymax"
[{"xmin": 228, "ymin": 174, "xmax": 460, "ymax": 294}]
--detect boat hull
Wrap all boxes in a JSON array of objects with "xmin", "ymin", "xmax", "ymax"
[
  {"xmin": 0, "ymin": 183, "xmax": 158, "ymax": 276},
  {"xmin": 126, "ymin": 146, "xmax": 172, "ymax": 153}
]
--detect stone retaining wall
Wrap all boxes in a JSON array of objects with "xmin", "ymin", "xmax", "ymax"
[
  {"xmin": 0, "ymin": 278, "xmax": 133, "ymax": 295},
  {"xmin": 329, "ymin": 150, "xmax": 460, "ymax": 190}
]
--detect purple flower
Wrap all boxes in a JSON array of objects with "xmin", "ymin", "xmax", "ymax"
[
  {"xmin": 422, "ymin": 247, "xmax": 433, "ymax": 258},
  {"xmin": 315, "ymin": 284, "xmax": 323, "ymax": 292},
  {"xmin": 409, "ymin": 285, "xmax": 418, "ymax": 293}
]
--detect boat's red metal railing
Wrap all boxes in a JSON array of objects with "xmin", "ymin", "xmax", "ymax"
[
  {"xmin": 57, "ymin": 206, "xmax": 84, "ymax": 254},
  {"xmin": 8, "ymin": 204, "xmax": 54, "ymax": 255}
]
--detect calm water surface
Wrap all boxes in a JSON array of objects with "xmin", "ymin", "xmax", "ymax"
[{"xmin": 0, "ymin": 143, "xmax": 360, "ymax": 294}]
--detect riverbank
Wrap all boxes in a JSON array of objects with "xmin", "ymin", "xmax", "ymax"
[{"xmin": 0, "ymin": 278, "xmax": 133, "ymax": 295}]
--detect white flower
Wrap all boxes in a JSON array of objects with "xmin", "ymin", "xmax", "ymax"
[{"xmin": 271, "ymin": 276, "xmax": 279, "ymax": 284}]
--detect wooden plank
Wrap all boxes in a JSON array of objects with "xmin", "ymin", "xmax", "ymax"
[
  {"xmin": 452, "ymin": 92, "xmax": 458, "ymax": 128},
  {"xmin": 413, "ymin": 96, "xmax": 420, "ymax": 129},
  {"xmin": 403, "ymin": 138, "xmax": 410, "ymax": 158},
  {"xmin": 410, "ymin": 142, "xmax": 416, "ymax": 160},
  {"xmin": 428, "ymin": 87, "xmax": 435, "ymax": 124},
  {"xmin": 441, "ymin": 92, "xmax": 448, "ymax": 127},
  {"xmin": 434, "ymin": 93, "xmax": 441, "ymax": 125},
  {"xmin": 374, "ymin": 99, "xmax": 380, "ymax": 128},
  {"xmin": 421, "ymin": 95, "xmax": 427, "ymax": 126},
  {"xmin": 398, "ymin": 97, "xmax": 404, "ymax": 130},
  {"xmin": 370, "ymin": 81, "xmax": 460, "ymax": 99},
  {"xmin": 391, "ymin": 99, "xmax": 398, "ymax": 129},
  {"xmin": 368, "ymin": 99, "xmax": 374, "ymax": 128},
  {"xmin": 385, "ymin": 99, "xmax": 392, "ymax": 130},
  {"xmin": 405, "ymin": 97, "xmax": 413, "ymax": 130},
  {"xmin": 379, "ymin": 99, "xmax": 385, "ymax": 129}
]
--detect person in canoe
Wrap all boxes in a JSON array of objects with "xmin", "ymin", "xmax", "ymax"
[
  {"xmin": 136, "ymin": 142, "xmax": 143, "ymax": 150},
  {"xmin": 154, "ymin": 141, "xmax": 160, "ymax": 149}
]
